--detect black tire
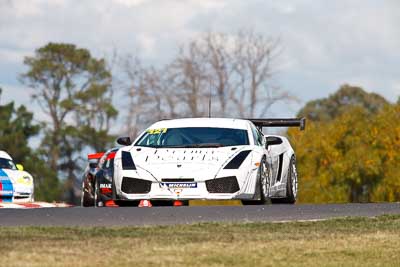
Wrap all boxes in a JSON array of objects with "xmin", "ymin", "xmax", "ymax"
[
  {"xmin": 81, "ymin": 181, "xmax": 94, "ymax": 207},
  {"xmin": 242, "ymin": 157, "xmax": 269, "ymax": 205},
  {"xmin": 111, "ymin": 176, "xmax": 117, "ymax": 201},
  {"xmin": 93, "ymin": 179, "xmax": 103, "ymax": 207},
  {"xmin": 271, "ymin": 156, "xmax": 297, "ymax": 204}
]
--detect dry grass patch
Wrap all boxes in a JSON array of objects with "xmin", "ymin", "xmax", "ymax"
[{"xmin": 0, "ymin": 215, "xmax": 400, "ymax": 267}]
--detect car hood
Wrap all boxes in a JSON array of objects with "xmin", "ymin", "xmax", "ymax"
[
  {"xmin": 127, "ymin": 146, "xmax": 247, "ymax": 180},
  {"xmin": 0, "ymin": 168, "xmax": 33, "ymax": 185}
]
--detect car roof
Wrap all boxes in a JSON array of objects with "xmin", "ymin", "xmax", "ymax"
[
  {"xmin": 0, "ymin": 151, "xmax": 12, "ymax": 160},
  {"xmin": 149, "ymin": 118, "xmax": 250, "ymax": 130}
]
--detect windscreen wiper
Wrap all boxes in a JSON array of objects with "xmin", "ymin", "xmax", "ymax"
[
  {"xmin": 162, "ymin": 145, "xmax": 194, "ymax": 148},
  {"xmin": 190, "ymin": 143, "xmax": 224, "ymax": 148},
  {"xmin": 161, "ymin": 143, "xmax": 224, "ymax": 148}
]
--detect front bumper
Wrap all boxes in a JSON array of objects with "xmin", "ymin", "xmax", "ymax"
[
  {"xmin": 13, "ymin": 184, "xmax": 34, "ymax": 202},
  {"xmin": 116, "ymin": 180, "xmax": 255, "ymax": 201},
  {"xmin": 13, "ymin": 193, "xmax": 33, "ymax": 203},
  {"xmin": 0, "ymin": 187, "xmax": 33, "ymax": 203},
  {"xmin": 0, "ymin": 192, "xmax": 33, "ymax": 203}
]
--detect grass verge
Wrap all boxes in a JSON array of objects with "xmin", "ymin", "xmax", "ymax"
[{"xmin": 1, "ymin": 215, "xmax": 400, "ymax": 267}]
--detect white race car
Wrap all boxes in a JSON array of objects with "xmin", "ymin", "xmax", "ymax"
[
  {"xmin": 112, "ymin": 118, "xmax": 305, "ymax": 205},
  {"xmin": 0, "ymin": 151, "xmax": 34, "ymax": 203}
]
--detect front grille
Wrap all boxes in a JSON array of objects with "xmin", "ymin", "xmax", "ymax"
[
  {"xmin": 121, "ymin": 177, "xmax": 152, "ymax": 194},
  {"xmin": 14, "ymin": 195, "xmax": 30, "ymax": 199},
  {"xmin": 205, "ymin": 176, "xmax": 240, "ymax": 193}
]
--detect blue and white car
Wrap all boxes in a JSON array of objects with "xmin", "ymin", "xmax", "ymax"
[{"xmin": 0, "ymin": 151, "xmax": 34, "ymax": 203}]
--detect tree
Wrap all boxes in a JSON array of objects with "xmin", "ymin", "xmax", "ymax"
[
  {"xmin": 21, "ymin": 43, "xmax": 117, "ymax": 203},
  {"xmin": 0, "ymin": 88, "xmax": 60, "ymax": 201},
  {"xmin": 288, "ymin": 87, "xmax": 400, "ymax": 203},
  {"xmin": 119, "ymin": 57, "xmax": 177, "ymax": 137},
  {"xmin": 297, "ymin": 84, "xmax": 388, "ymax": 121},
  {"xmin": 202, "ymin": 33, "xmax": 232, "ymax": 115},
  {"xmin": 168, "ymin": 31, "xmax": 292, "ymax": 118},
  {"xmin": 230, "ymin": 31, "xmax": 292, "ymax": 117},
  {"xmin": 369, "ymin": 103, "xmax": 400, "ymax": 201},
  {"xmin": 169, "ymin": 41, "xmax": 209, "ymax": 117},
  {"xmin": 122, "ymin": 31, "xmax": 294, "ymax": 135},
  {"xmin": 0, "ymin": 89, "xmax": 38, "ymax": 162}
]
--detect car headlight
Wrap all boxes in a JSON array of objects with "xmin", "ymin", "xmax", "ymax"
[{"xmin": 17, "ymin": 175, "xmax": 33, "ymax": 185}]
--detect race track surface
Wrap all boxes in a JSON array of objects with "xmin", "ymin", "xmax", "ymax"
[{"xmin": 0, "ymin": 203, "xmax": 399, "ymax": 227}]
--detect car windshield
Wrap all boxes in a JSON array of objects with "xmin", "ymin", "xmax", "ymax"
[
  {"xmin": 0, "ymin": 158, "xmax": 17, "ymax": 170},
  {"xmin": 135, "ymin": 127, "xmax": 249, "ymax": 148}
]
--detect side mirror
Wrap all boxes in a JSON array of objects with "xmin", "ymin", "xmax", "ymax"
[
  {"xmin": 265, "ymin": 136, "xmax": 283, "ymax": 148},
  {"xmin": 117, "ymin": 136, "xmax": 132, "ymax": 146},
  {"xmin": 16, "ymin": 164, "xmax": 24, "ymax": 171},
  {"xmin": 89, "ymin": 162, "xmax": 98, "ymax": 169}
]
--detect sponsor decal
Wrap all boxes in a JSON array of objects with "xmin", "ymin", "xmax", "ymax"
[
  {"xmin": 160, "ymin": 182, "xmax": 197, "ymax": 189},
  {"xmin": 0, "ymin": 169, "xmax": 13, "ymax": 200},
  {"xmin": 99, "ymin": 183, "xmax": 112, "ymax": 189},
  {"xmin": 147, "ymin": 128, "xmax": 168, "ymax": 134},
  {"xmin": 174, "ymin": 189, "xmax": 183, "ymax": 196}
]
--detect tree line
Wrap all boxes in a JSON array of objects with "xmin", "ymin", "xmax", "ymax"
[
  {"xmin": 2, "ymin": 31, "xmax": 293, "ymax": 203},
  {"xmin": 119, "ymin": 31, "xmax": 294, "ymax": 137},
  {"xmin": 1, "ymin": 32, "xmax": 399, "ymax": 203},
  {"xmin": 288, "ymin": 85, "xmax": 400, "ymax": 203}
]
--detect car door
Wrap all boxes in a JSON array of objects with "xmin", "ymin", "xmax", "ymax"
[{"xmin": 265, "ymin": 135, "xmax": 287, "ymax": 185}]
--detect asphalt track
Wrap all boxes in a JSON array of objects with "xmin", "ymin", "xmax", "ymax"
[{"xmin": 0, "ymin": 203, "xmax": 399, "ymax": 226}]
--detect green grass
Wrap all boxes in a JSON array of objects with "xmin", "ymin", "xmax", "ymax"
[{"xmin": 1, "ymin": 215, "xmax": 400, "ymax": 267}]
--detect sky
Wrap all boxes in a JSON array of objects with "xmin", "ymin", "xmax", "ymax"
[{"xmin": 0, "ymin": 0, "xmax": 399, "ymax": 122}]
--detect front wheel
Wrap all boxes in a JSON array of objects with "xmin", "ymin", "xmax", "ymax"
[{"xmin": 242, "ymin": 157, "xmax": 270, "ymax": 205}]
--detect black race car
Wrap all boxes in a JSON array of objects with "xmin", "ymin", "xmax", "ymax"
[
  {"xmin": 80, "ymin": 146, "xmax": 187, "ymax": 207},
  {"xmin": 81, "ymin": 148, "xmax": 119, "ymax": 207}
]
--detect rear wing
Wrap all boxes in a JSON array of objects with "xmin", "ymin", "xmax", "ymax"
[
  {"xmin": 87, "ymin": 152, "xmax": 105, "ymax": 169},
  {"xmin": 88, "ymin": 153, "xmax": 105, "ymax": 161},
  {"xmin": 247, "ymin": 118, "xmax": 306, "ymax": 131},
  {"xmin": 87, "ymin": 151, "xmax": 117, "ymax": 163}
]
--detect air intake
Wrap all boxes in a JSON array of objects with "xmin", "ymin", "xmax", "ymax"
[
  {"xmin": 205, "ymin": 176, "xmax": 240, "ymax": 193},
  {"xmin": 121, "ymin": 177, "xmax": 151, "ymax": 194}
]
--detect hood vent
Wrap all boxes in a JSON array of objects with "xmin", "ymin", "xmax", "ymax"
[
  {"xmin": 224, "ymin": 150, "xmax": 251, "ymax": 169},
  {"xmin": 122, "ymin": 151, "xmax": 136, "ymax": 170}
]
